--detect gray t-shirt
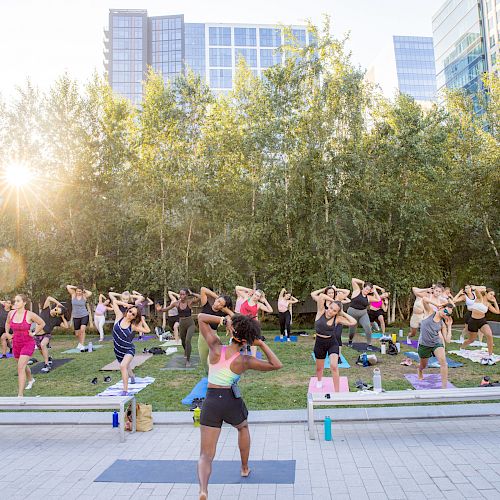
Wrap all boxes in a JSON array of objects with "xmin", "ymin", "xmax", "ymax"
[
  {"xmin": 72, "ymin": 296, "xmax": 88, "ymax": 319},
  {"xmin": 418, "ymin": 313, "xmax": 444, "ymax": 347}
]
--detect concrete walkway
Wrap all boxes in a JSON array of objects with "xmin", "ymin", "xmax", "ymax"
[{"xmin": 0, "ymin": 416, "xmax": 499, "ymax": 499}]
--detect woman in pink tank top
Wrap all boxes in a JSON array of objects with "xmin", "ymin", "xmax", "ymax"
[
  {"xmin": 196, "ymin": 312, "xmax": 282, "ymax": 500},
  {"xmin": 5, "ymin": 294, "xmax": 45, "ymax": 397}
]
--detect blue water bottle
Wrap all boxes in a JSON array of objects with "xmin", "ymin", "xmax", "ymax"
[
  {"xmin": 362, "ymin": 353, "xmax": 369, "ymax": 367},
  {"xmin": 112, "ymin": 411, "xmax": 119, "ymax": 428},
  {"xmin": 324, "ymin": 416, "xmax": 332, "ymax": 441}
]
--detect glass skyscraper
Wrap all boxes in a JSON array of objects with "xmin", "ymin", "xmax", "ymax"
[
  {"xmin": 104, "ymin": 10, "xmax": 310, "ymax": 102},
  {"xmin": 393, "ymin": 36, "xmax": 437, "ymax": 102},
  {"xmin": 432, "ymin": 0, "xmax": 499, "ymax": 95}
]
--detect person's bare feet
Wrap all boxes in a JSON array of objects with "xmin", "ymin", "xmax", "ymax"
[
  {"xmin": 417, "ymin": 368, "xmax": 424, "ymax": 380},
  {"xmin": 241, "ymin": 466, "xmax": 251, "ymax": 477},
  {"xmin": 199, "ymin": 491, "xmax": 207, "ymax": 500},
  {"xmin": 186, "ymin": 360, "xmax": 191, "ymax": 368}
]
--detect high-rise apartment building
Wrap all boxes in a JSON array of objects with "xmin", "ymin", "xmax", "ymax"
[
  {"xmin": 104, "ymin": 9, "xmax": 310, "ymax": 103},
  {"xmin": 393, "ymin": 36, "xmax": 437, "ymax": 102},
  {"xmin": 432, "ymin": 0, "xmax": 499, "ymax": 96}
]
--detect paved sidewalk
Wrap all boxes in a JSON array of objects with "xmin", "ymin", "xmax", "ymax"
[{"xmin": 0, "ymin": 417, "xmax": 499, "ymax": 499}]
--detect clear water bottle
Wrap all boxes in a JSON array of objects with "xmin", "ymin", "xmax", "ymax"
[
  {"xmin": 373, "ymin": 368, "xmax": 382, "ymax": 393},
  {"xmin": 88, "ymin": 342, "xmax": 93, "ymax": 353},
  {"xmin": 398, "ymin": 329, "xmax": 404, "ymax": 338}
]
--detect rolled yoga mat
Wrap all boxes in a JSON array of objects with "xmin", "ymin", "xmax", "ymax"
[{"xmin": 95, "ymin": 459, "xmax": 296, "ymax": 484}]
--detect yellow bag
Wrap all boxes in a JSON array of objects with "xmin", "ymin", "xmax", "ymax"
[{"xmin": 127, "ymin": 403, "xmax": 153, "ymax": 432}]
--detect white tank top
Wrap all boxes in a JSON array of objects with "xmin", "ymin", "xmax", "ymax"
[
  {"xmin": 470, "ymin": 302, "xmax": 488, "ymax": 314},
  {"xmin": 465, "ymin": 292, "xmax": 476, "ymax": 310}
]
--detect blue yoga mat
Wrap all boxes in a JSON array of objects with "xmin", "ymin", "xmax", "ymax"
[
  {"xmin": 311, "ymin": 352, "xmax": 350, "ymax": 369},
  {"xmin": 405, "ymin": 351, "xmax": 463, "ymax": 368},
  {"xmin": 181, "ymin": 377, "xmax": 208, "ymax": 405},
  {"xmin": 274, "ymin": 336, "xmax": 298, "ymax": 342},
  {"xmin": 95, "ymin": 459, "xmax": 296, "ymax": 484}
]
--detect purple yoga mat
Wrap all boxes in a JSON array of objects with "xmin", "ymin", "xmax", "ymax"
[
  {"xmin": 0, "ymin": 353, "xmax": 14, "ymax": 359},
  {"xmin": 133, "ymin": 335, "xmax": 155, "ymax": 342},
  {"xmin": 402, "ymin": 339, "xmax": 419, "ymax": 349},
  {"xmin": 405, "ymin": 373, "xmax": 455, "ymax": 389}
]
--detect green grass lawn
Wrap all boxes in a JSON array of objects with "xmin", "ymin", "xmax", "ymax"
[{"xmin": 0, "ymin": 326, "xmax": 498, "ymax": 411}]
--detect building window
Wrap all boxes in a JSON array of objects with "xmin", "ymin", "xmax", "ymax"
[
  {"xmin": 291, "ymin": 29, "xmax": 306, "ymax": 46},
  {"xmin": 260, "ymin": 49, "xmax": 281, "ymax": 68},
  {"xmin": 234, "ymin": 28, "xmax": 256, "ymax": 46},
  {"xmin": 209, "ymin": 27, "xmax": 231, "ymax": 46},
  {"xmin": 235, "ymin": 48, "xmax": 257, "ymax": 67},
  {"xmin": 209, "ymin": 48, "xmax": 232, "ymax": 67},
  {"xmin": 260, "ymin": 28, "xmax": 282, "ymax": 47},
  {"xmin": 210, "ymin": 69, "xmax": 232, "ymax": 88}
]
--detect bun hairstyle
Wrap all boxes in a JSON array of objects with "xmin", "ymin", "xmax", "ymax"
[{"xmin": 231, "ymin": 314, "xmax": 261, "ymax": 345}]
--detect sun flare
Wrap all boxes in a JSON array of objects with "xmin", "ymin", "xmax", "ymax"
[{"xmin": 4, "ymin": 163, "xmax": 33, "ymax": 188}]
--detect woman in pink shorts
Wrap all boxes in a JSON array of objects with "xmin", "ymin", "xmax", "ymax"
[{"xmin": 5, "ymin": 294, "xmax": 45, "ymax": 397}]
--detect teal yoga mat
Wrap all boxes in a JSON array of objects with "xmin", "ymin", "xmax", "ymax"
[
  {"xmin": 311, "ymin": 352, "xmax": 350, "ymax": 368},
  {"xmin": 404, "ymin": 351, "xmax": 463, "ymax": 368},
  {"xmin": 62, "ymin": 345, "xmax": 104, "ymax": 354}
]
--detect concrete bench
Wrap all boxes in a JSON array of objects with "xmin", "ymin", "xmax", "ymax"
[
  {"xmin": 307, "ymin": 387, "xmax": 500, "ymax": 439},
  {"xmin": 0, "ymin": 395, "xmax": 136, "ymax": 442}
]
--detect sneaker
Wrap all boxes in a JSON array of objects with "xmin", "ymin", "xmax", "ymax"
[
  {"xmin": 40, "ymin": 364, "xmax": 51, "ymax": 373},
  {"xmin": 348, "ymin": 341, "xmax": 353, "ymax": 347},
  {"xmin": 130, "ymin": 377, "xmax": 136, "ymax": 385},
  {"xmin": 48, "ymin": 356, "xmax": 53, "ymax": 365},
  {"xmin": 480, "ymin": 357, "xmax": 489, "ymax": 365},
  {"xmin": 119, "ymin": 391, "xmax": 130, "ymax": 396},
  {"xmin": 77, "ymin": 343, "xmax": 84, "ymax": 351},
  {"xmin": 487, "ymin": 357, "xmax": 496, "ymax": 366},
  {"xmin": 25, "ymin": 378, "xmax": 36, "ymax": 390},
  {"xmin": 287, "ymin": 338, "xmax": 291, "ymax": 342}
]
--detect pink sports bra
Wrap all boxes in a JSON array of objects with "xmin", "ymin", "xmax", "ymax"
[{"xmin": 208, "ymin": 345, "xmax": 241, "ymax": 386}]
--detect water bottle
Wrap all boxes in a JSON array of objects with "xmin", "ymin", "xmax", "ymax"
[
  {"xmin": 373, "ymin": 368, "xmax": 382, "ymax": 393},
  {"xmin": 362, "ymin": 353, "xmax": 369, "ymax": 367},
  {"xmin": 193, "ymin": 407, "xmax": 201, "ymax": 427},
  {"xmin": 112, "ymin": 411, "xmax": 119, "ymax": 427},
  {"xmin": 324, "ymin": 416, "xmax": 332, "ymax": 441},
  {"xmin": 88, "ymin": 342, "xmax": 93, "ymax": 353},
  {"xmin": 380, "ymin": 343, "xmax": 386, "ymax": 355},
  {"xmin": 398, "ymin": 329, "xmax": 403, "ymax": 338}
]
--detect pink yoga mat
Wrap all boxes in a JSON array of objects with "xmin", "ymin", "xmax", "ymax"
[
  {"xmin": 308, "ymin": 376, "xmax": 349, "ymax": 393},
  {"xmin": 405, "ymin": 373, "xmax": 455, "ymax": 389}
]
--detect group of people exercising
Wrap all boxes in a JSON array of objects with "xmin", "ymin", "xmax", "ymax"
[{"xmin": 1, "ymin": 278, "xmax": 498, "ymax": 499}]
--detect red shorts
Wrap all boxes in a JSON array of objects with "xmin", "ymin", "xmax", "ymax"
[{"xmin": 13, "ymin": 333, "xmax": 35, "ymax": 359}]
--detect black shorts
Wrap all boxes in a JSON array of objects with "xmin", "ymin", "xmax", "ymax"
[
  {"xmin": 463, "ymin": 311, "xmax": 472, "ymax": 324},
  {"xmin": 313, "ymin": 336, "xmax": 340, "ymax": 360},
  {"xmin": 368, "ymin": 309, "xmax": 384, "ymax": 323},
  {"xmin": 73, "ymin": 316, "xmax": 89, "ymax": 330},
  {"xmin": 167, "ymin": 315, "xmax": 179, "ymax": 329},
  {"xmin": 467, "ymin": 316, "xmax": 488, "ymax": 333},
  {"xmin": 200, "ymin": 388, "xmax": 248, "ymax": 428}
]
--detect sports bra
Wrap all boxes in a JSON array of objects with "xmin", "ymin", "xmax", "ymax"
[
  {"xmin": 240, "ymin": 300, "xmax": 258, "ymax": 319},
  {"xmin": 202, "ymin": 301, "xmax": 225, "ymax": 331},
  {"xmin": 9, "ymin": 310, "xmax": 30, "ymax": 335},
  {"xmin": 208, "ymin": 345, "xmax": 241, "ymax": 386},
  {"xmin": 465, "ymin": 292, "xmax": 477, "ymax": 310},
  {"xmin": 350, "ymin": 293, "xmax": 369, "ymax": 310},
  {"xmin": 314, "ymin": 313, "xmax": 338, "ymax": 338},
  {"xmin": 370, "ymin": 300, "xmax": 383, "ymax": 309},
  {"xmin": 177, "ymin": 302, "xmax": 192, "ymax": 318},
  {"xmin": 470, "ymin": 302, "xmax": 488, "ymax": 314}
]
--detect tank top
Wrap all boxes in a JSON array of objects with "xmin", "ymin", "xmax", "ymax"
[
  {"xmin": 95, "ymin": 303, "xmax": 107, "ymax": 315},
  {"xmin": 202, "ymin": 301, "xmax": 225, "ymax": 331},
  {"xmin": 314, "ymin": 313, "xmax": 338, "ymax": 338},
  {"xmin": 277, "ymin": 299, "xmax": 289, "ymax": 313},
  {"xmin": 471, "ymin": 302, "xmax": 488, "ymax": 314},
  {"xmin": 72, "ymin": 296, "xmax": 88, "ymax": 319},
  {"xmin": 240, "ymin": 299, "xmax": 258, "ymax": 319},
  {"xmin": 465, "ymin": 292, "xmax": 477, "ymax": 310},
  {"xmin": 178, "ymin": 301, "xmax": 191, "ymax": 318},
  {"xmin": 208, "ymin": 345, "xmax": 241, "ymax": 386},
  {"xmin": 112, "ymin": 318, "xmax": 134, "ymax": 347},
  {"xmin": 9, "ymin": 310, "xmax": 30, "ymax": 335},
  {"xmin": 350, "ymin": 293, "xmax": 369, "ymax": 310}
]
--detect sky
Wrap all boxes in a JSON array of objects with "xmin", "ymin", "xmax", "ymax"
[{"xmin": 0, "ymin": 0, "xmax": 443, "ymax": 98}]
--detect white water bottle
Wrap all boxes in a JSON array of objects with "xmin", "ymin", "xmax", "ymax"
[
  {"xmin": 373, "ymin": 368, "xmax": 382, "ymax": 393},
  {"xmin": 88, "ymin": 342, "xmax": 93, "ymax": 353},
  {"xmin": 398, "ymin": 329, "xmax": 403, "ymax": 338}
]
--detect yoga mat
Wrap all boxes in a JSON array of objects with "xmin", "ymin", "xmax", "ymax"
[
  {"xmin": 405, "ymin": 351, "xmax": 463, "ymax": 368},
  {"xmin": 402, "ymin": 339, "xmax": 419, "ymax": 349},
  {"xmin": 405, "ymin": 373, "xmax": 456, "ymax": 389},
  {"xmin": 349, "ymin": 343, "xmax": 381, "ymax": 353},
  {"xmin": 160, "ymin": 339, "xmax": 182, "ymax": 347},
  {"xmin": 449, "ymin": 340, "xmax": 487, "ymax": 347},
  {"xmin": 100, "ymin": 353, "xmax": 153, "ymax": 371},
  {"xmin": 0, "ymin": 353, "xmax": 14, "ymax": 358},
  {"xmin": 372, "ymin": 333, "xmax": 383, "ymax": 339},
  {"xmin": 311, "ymin": 352, "xmax": 350, "ymax": 368},
  {"xmin": 449, "ymin": 349, "xmax": 500, "ymax": 364},
  {"xmin": 62, "ymin": 345, "xmax": 104, "ymax": 354},
  {"xmin": 182, "ymin": 377, "xmax": 208, "ymax": 405},
  {"xmin": 273, "ymin": 336, "xmax": 298, "ymax": 342},
  {"xmin": 132, "ymin": 335, "xmax": 155, "ymax": 342},
  {"xmin": 97, "ymin": 376, "xmax": 155, "ymax": 397},
  {"xmin": 308, "ymin": 376, "xmax": 349, "ymax": 393},
  {"xmin": 95, "ymin": 459, "xmax": 295, "ymax": 484},
  {"xmin": 165, "ymin": 347, "xmax": 178, "ymax": 355},
  {"xmin": 30, "ymin": 358, "xmax": 74, "ymax": 374},
  {"xmin": 161, "ymin": 354, "xmax": 200, "ymax": 370}
]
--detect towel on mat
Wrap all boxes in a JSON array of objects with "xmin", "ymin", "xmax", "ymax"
[{"xmin": 449, "ymin": 349, "xmax": 499, "ymax": 364}]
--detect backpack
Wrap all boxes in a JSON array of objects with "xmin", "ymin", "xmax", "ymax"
[
  {"xmin": 144, "ymin": 347, "xmax": 165, "ymax": 355},
  {"xmin": 386, "ymin": 340, "xmax": 398, "ymax": 355}
]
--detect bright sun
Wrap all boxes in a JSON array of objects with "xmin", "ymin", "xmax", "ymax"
[{"xmin": 4, "ymin": 163, "xmax": 33, "ymax": 188}]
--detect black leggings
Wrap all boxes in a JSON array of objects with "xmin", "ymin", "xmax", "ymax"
[
  {"xmin": 179, "ymin": 316, "xmax": 196, "ymax": 361},
  {"xmin": 279, "ymin": 311, "xmax": 291, "ymax": 337}
]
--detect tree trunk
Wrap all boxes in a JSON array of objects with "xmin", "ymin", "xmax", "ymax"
[
  {"xmin": 390, "ymin": 290, "xmax": 396, "ymax": 324},
  {"xmin": 185, "ymin": 216, "xmax": 193, "ymax": 278},
  {"xmin": 484, "ymin": 216, "xmax": 500, "ymax": 267}
]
